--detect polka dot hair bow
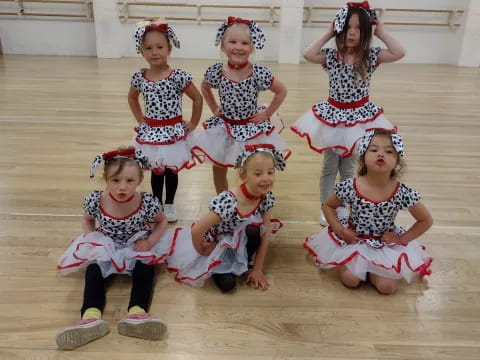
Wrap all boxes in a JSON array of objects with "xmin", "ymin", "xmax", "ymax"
[
  {"xmin": 214, "ymin": 16, "xmax": 266, "ymax": 50},
  {"xmin": 234, "ymin": 143, "xmax": 286, "ymax": 171},
  {"xmin": 89, "ymin": 147, "xmax": 150, "ymax": 178},
  {"xmin": 134, "ymin": 20, "xmax": 180, "ymax": 53},
  {"xmin": 356, "ymin": 129, "xmax": 405, "ymax": 157},
  {"xmin": 333, "ymin": 1, "xmax": 377, "ymax": 34}
]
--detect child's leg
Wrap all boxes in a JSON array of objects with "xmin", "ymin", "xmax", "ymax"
[
  {"xmin": 118, "ymin": 261, "xmax": 167, "ymax": 340},
  {"xmin": 338, "ymin": 155, "xmax": 356, "ymax": 182},
  {"xmin": 212, "ymin": 273, "xmax": 237, "ymax": 293},
  {"xmin": 320, "ymin": 150, "xmax": 340, "ymax": 204},
  {"xmin": 150, "ymin": 171, "xmax": 165, "ymax": 204},
  {"xmin": 338, "ymin": 266, "xmax": 362, "ymax": 288},
  {"xmin": 56, "ymin": 264, "xmax": 109, "ymax": 350},
  {"xmin": 212, "ymin": 165, "xmax": 228, "ymax": 194},
  {"xmin": 245, "ymin": 225, "xmax": 261, "ymax": 263},
  {"xmin": 164, "ymin": 169, "xmax": 178, "ymax": 205},
  {"xmin": 369, "ymin": 273, "xmax": 400, "ymax": 295}
]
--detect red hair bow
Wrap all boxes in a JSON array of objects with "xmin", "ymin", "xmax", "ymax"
[
  {"xmin": 244, "ymin": 143, "xmax": 275, "ymax": 152},
  {"xmin": 145, "ymin": 22, "xmax": 168, "ymax": 33},
  {"xmin": 227, "ymin": 16, "xmax": 251, "ymax": 27},
  {"xmin": 103, "ymin": 147, "xmax": 136, "ymax": 160},
  {"xmin": 347, "ymin": 1, "xmax": 371, "ymax": 10}
]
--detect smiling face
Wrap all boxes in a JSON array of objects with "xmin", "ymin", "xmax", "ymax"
[
  {"xmin": 221, "ymin": 23, "xmax": 253, "ymax": 65},
  {"xmin": 141, "ymin": 30, "xmax": 171, "ymax": 67},
  {"xmin": 363, "ymin": 134, "xmax": 399, "ymax": 175},
  {"xmin": 240, "ymin": 153, "xmax": 276, "ymax": 197},
  {"xmin": 104, "ymin": 161, "xmax": 143, "ymax": 201}
]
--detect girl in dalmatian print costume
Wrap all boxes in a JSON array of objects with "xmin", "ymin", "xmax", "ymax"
[
  {"xmin": 192, "ymin": 16, "xmax": 290, "ymax": 194},
  {"xmin": 56, "ymin": 148, "xmax": 176, "ymax": 350},
  {"xmin": 166, "ymin": 144, "xmax": 285, "ymax": 292},
  {"xmin": 290, "ymin": 2, "xmax": 403, "ymax": 225},
  {"xmin": 129, "ymin": 18, "xmax": 203, "ymax": 222},
  {"xmin": 304, "ymin": 130, "xmax": 433, "ymax": 295}
]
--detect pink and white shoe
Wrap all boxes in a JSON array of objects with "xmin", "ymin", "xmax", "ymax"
[
  {"xmin": 56, "ymin": 318, "xmax": 109, "ymax": 350},
  {"xmin": 117, "ymin": 313, "xmax": 167, "ymax": 340}
]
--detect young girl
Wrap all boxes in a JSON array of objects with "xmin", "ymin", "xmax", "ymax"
[
  {"xmin": 192, "ymin": 16, "xmax": 290, "ymax": 194},
  {"xmin": 304, "ymin": 130, "xmax": 433, "ymax": 295},
  {"xmin": 290, "ymin": 2, "xmax": 404, "ymax": 225},
  {"xmin": 129, "ymin": 19, "xmax": 203, "ymax": 222},
  {"xmin": 167, "ymin": 144, "xmax": 285, "ymax": 292},
  {"xmin": 56, "ymin": 148, "xmax": 174, "ymax": 350}
]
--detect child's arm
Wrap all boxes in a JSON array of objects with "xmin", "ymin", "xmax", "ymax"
[
  {"xmin": 374, "ymin": 20, "xmax": 406, "ymax": 63},
  {"xmin": 183, "ymin": 83, "xmax": 203, "ymax": 131},
  {"xmin": 82, "ymin": 213, "xmax": 96, "ymax": 234},
  {"xmin": 191, "ymin": 211, "xmax": 222, "ymax": 256},
  {"xmin": 200, "ymin": 80, "xmax": 220, "ymax": 116},
  {"xmin": 303, "ymin": 22, "xmax": 335, "ymax": 65},
  {"xmin": 246, "ymin": 211, "xmax": 271, "ymax": 291},
  {"xmin": 135, "ymin": 210, "xmax": 168, "ymax": 252},
  {"xmin": 128, "ymin": 86, "xmax": 144, "ymax": 124},
  {"xmin": 324, "ymin": 194, "xmax": 358, "ymax": 243},
  {"xmin": 250, "ymin": 78, "xmax": 287, "ymax": 124},
  {"xmin": 382, "ymin": 202, "xmax": 433, "ymax": 245}
]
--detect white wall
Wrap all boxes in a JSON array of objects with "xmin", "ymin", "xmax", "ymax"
[{"xmin": 0, "ymin": 0, "xmax": 476, "ymax": 65}]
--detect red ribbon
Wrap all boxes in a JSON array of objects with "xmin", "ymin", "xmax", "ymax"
[
  {"xmin": 347, "ymin": 1, "xmax": 370, "ymax": 10},
  {"xmin": 145, "ymin": 23, "xmax": 168, "ymax": 33},
  {"xmin": 244, "ymin": 143, "xmax": 275, "ymax": 152},
  {"xmin": 103, "ymin": 147, "xmax": 136, "ymax": 160},
  {"xmin": 227, "ymin": 16, "xmax": 251, "ymax": 27}
]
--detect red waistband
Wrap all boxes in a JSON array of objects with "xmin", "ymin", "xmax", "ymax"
[
  {"xmin": 219, "ymin": 114, "xmax": 253, "ymax": 125},
  {"xmin": 144, "ymin": 115, "xmax": 182, "ymax": 127},
  {"xmin": 328, "ymin": 96, "xmax": 369, "ymax": 109}
]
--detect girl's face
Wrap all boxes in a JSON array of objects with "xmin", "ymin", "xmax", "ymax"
[
  {"xmin": 241, "ymin": 153, "xmax": 276, "ymax": 197},
  {"xmin": 364, "ymin": 134, "xmax": 399, "ymax": 174},
  {"xmin": 141, "ymin": 31, "xmax": 171, "ymax": 67},
  {"xmin": 221, "ymin": 24, "xmax": 253, "ymax": 64},
  {"xmin": 105, "ymin": 163, "xmax": 143, "ymax": 201},
  {"xmin": 345, "ymin": 13, "xmax": 361, "ymax": 48}
]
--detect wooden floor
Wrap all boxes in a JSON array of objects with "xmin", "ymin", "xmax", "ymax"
[{"xmin": 0, "ymin": 55, "xmax": 479, "ymax": 359}]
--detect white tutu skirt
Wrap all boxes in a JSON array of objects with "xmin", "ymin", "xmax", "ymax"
[
  {"xmin": 191, "ymin": 112, "xmax": 291, "ymax": 168},
  {"xmin": 304, "ymin": 228, "xmax": 432, "ymax": 283},
  {"xmin": 133, "ymin": 133, "xmax": 196, "ymax": 174},
  {"xmin": 58, "ymin": 230, "xmax": 175, "ymax": 278},
  {"xmin": 166, "ymin": 216, "xmax": 282, "ymax": 287},
  {"xmin": 291, "ymin": 109, "xmax": 395, "ymax": 158}
]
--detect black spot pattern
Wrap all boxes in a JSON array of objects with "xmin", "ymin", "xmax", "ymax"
[
  {"xmin": 131, "ymin": 68, "xmax": 192, "ymax": 143},
  {"xmin": 203, "ymin": 63, "xmax": 275, "ymax": 141},
  {"xmin": 83, "ymin": 190, "xmax": 161, "ymax": 246},
  {"xmin": 331, "ymin": 178, "xmax": 420, "ymax": 247},
  {"xmin": 312, "ymin": 47, "xmax": 384, "ymax": 126},
  {"xmin": 205, "ymin": 190, "xmax": 275, "ymax": 240}
]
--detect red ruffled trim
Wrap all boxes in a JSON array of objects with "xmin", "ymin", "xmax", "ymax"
[{"xmin": 303, "ymin": 237, "xmax": 433, "ymax": 277}]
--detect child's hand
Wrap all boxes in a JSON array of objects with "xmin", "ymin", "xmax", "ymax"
[
  {"xmin": 340, "ymin": 228, "xmax": 359, "ymax": 244},
  {"xmin": 381, "ymin": 231, "xmax": 401, "ymax": 244},
  {"xmin": 183, "ymin": 121, "xmax": 197, "ymax": 132},
  {"xmin": 200, "ymin": 239, "xmax": 217, "ymax": 256},
  {"xmin": 246, "ymin": 268, "xmax": 269, "ymax": 291},
  {"xmin": 134, "ymin": 238, "xmax": 155, "ymax": 252},
  {"xmin": 327, "ymin": 22, "xmax": 335, "ymax": 37},
  {"xmin": 373, "ymin": 20, "xmax": 385, "ymax": 37},
  {"xmin": 250, "ymin": 109, "xmax": 268, "ymax": 124}
]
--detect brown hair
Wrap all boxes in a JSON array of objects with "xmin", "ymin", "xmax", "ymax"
[
  {"xmin": 142, "ymin": 18, "xmax": 171, "ymax": 50},
  {"xmin": 357, "ymin": 130, "xmax": 405, "ymax": 180},
  {"xmin": 335, "ymin": 7, "xmax": 373, "ymax": 82},
  {"xmin": 103, "ymin": 154, "xmax": 143, "ymax": 181}
]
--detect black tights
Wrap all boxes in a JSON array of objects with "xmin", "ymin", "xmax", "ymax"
[
  {"xmin": 150, "ymin": 169, "xmax": 178, "ymax": 205},
  {"xmin": 80, "ymin": 262, "xmax": 154, "ymax": 316},
  {"xmin": 212, "ymin": 225, "xmax": 261, "ymax": 293}
]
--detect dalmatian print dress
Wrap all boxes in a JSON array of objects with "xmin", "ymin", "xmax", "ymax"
[
  {"xmin": 166, "ymin": 190, "xmax": 279, "ymax": 286},
  {"xmin": 291, "ymin": 47, "xmax": 396, "ymax": 158},
  {"xmin": 304, "ymin": 178, "xmax": 432, "ymax": 282},
  {"xmin": 191, "ymin": 63, "xmax": 291, "ymax": 167},
  {"xmin": 57, "ymin": 190, "xmax": 175, "ymax": 278},
  {"xmin": 131, "ymin": 68, "xmax": 196, "ymax": 174}
]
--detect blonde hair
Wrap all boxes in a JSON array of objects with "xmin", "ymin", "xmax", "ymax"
[
  {"xmin": 356, "ymin": 130, "xmax": 405, "ymax": 180},
  {"xmin": 238, "ymin": 152, "xmax": 275, "ymax": 179},
  {"xmin": 220, "ymin": 23, "xmax": 255, "ymax": 57},
  {"xmin": 142, "ymin": 17, "xmax": 171, "ymax": 50}
]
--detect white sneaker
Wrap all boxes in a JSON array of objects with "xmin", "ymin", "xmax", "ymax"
[
  {"xmin": 163, "ymin": 204, "xmax": 178, "ymax": 222},
  {"xmin": 318, "ymin": 209, "xmax": 327, "ymax": 226}
]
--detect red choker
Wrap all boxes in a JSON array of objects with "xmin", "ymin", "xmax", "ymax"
[
  {"xmin": 109, "ymin": 192, "xmax": 135, "ymax": 203},
  {"xmin": 240, "ymin": 183, "xmax": 260, "ymax": 200},
  {"xmin": 227, "ymin": 61, "xmax": 249, "ymax": 70}
]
